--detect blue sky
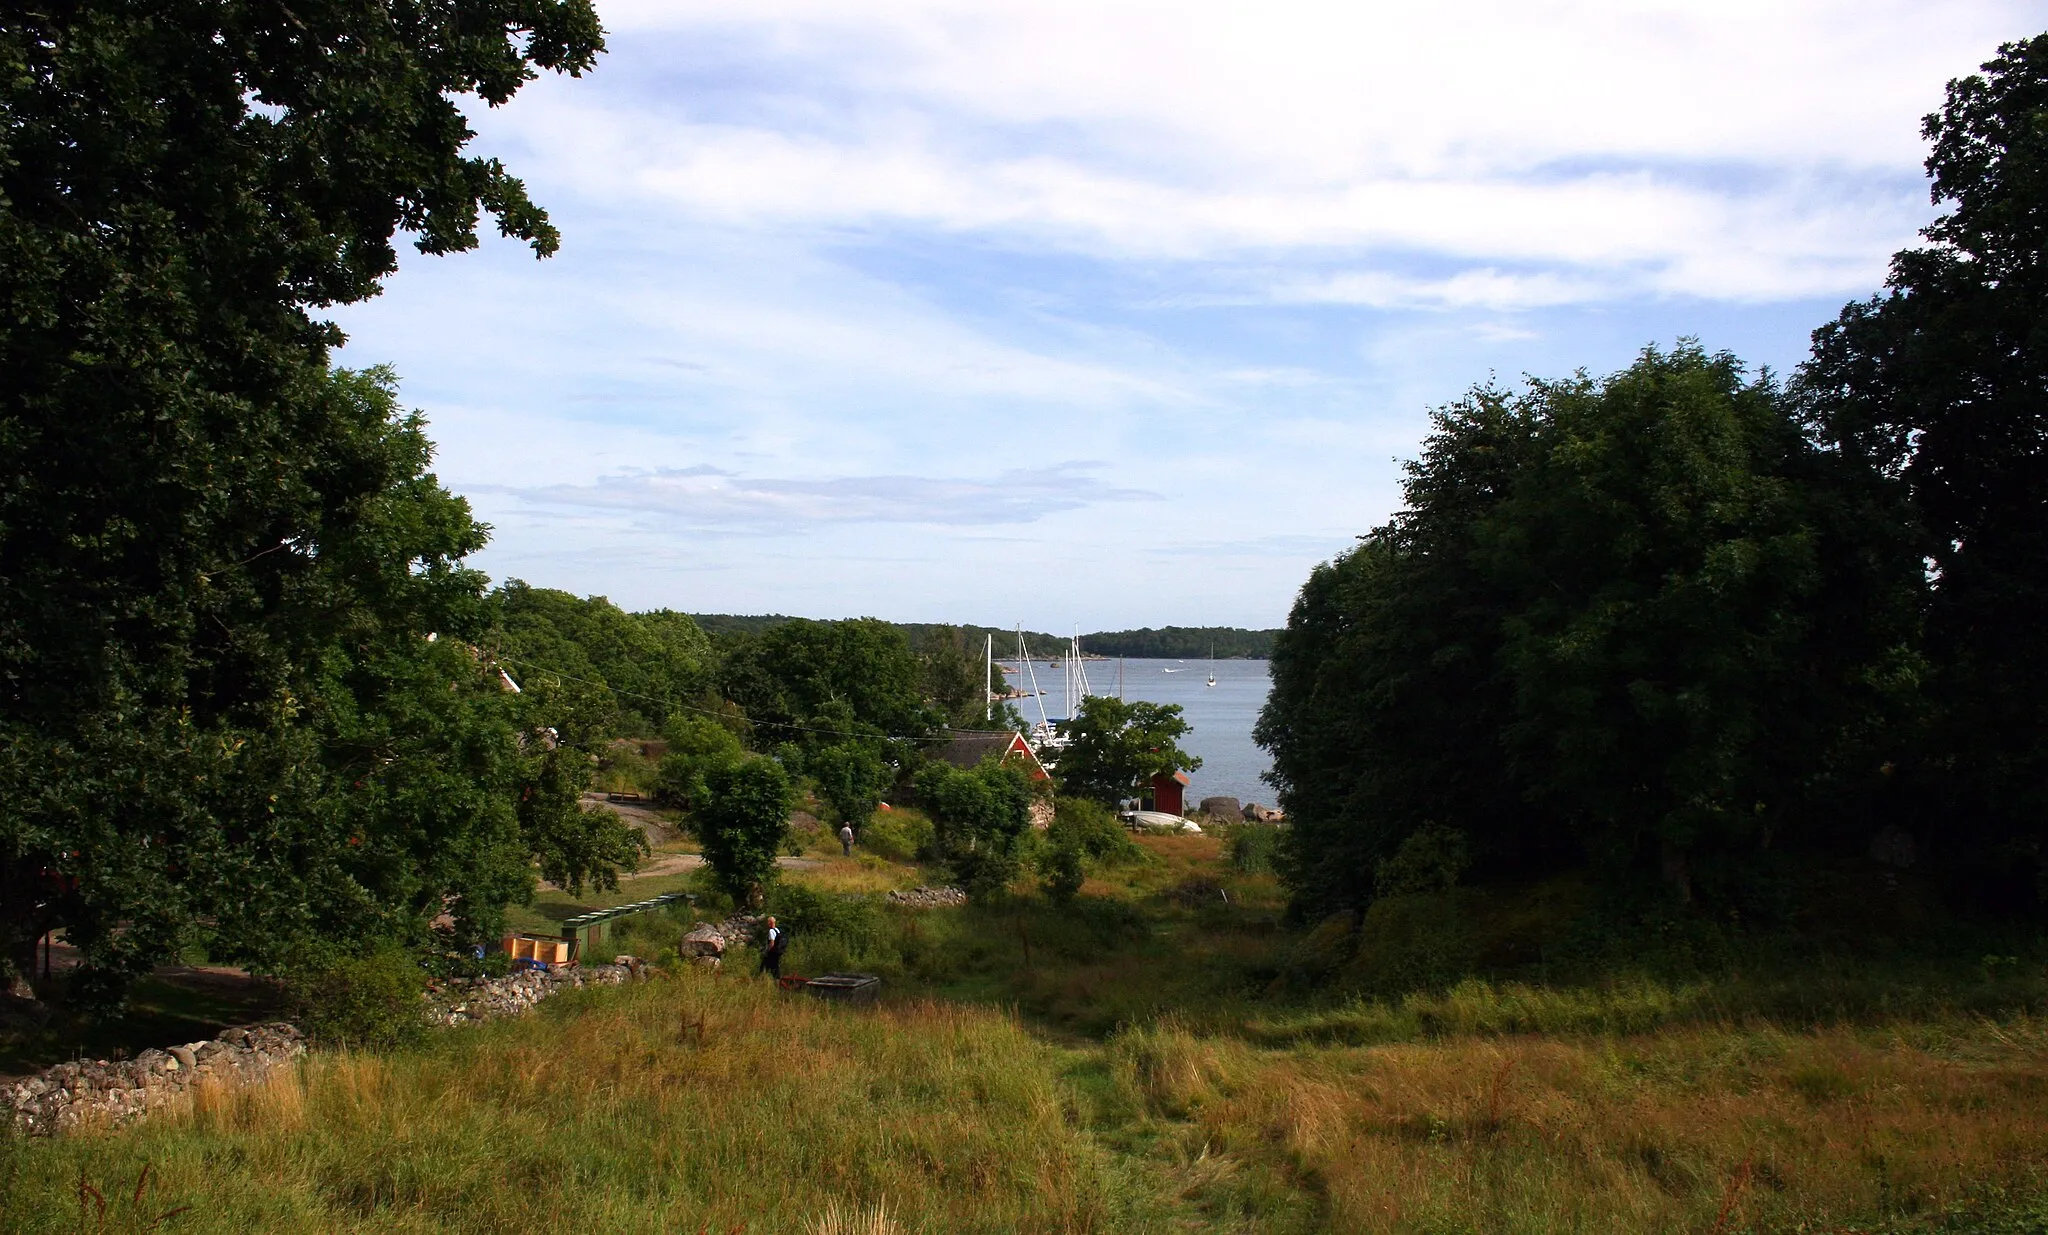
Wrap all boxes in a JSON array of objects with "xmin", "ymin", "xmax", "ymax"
[{"xmin": 329, "ymin": 0, "xmax": 2039, "ymax": 631}]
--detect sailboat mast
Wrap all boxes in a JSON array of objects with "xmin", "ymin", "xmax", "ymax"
[{"xmin": 984, "ymin": 633, "xmax": 993, "ymax": 722}]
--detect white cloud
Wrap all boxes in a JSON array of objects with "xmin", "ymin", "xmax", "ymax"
[{"xmin": 489, "ymin": 463, "xmax": 1161, "ymax": 530}]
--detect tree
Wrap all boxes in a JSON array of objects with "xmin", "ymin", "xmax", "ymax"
[
  {"xmin": 723, "ymin": 618, "xmax": 936, "ymax": 749},
  {"xmin": 914, "ymin": 760, "xmax": 1035, "ymax": 900},
  {"xmin": 1798, "ymin": 33, "xmax": 2048, "ymax": 903},
  {"xmin": 810, "ymin": 742, "xmax": 894, "ymax": 830},
  {"xmin": 489, "ymin": 584, "xmax": 715, "ymax": 735},
  {"xmin": 654, "ymin": 715, "xmax": 747, "ymax": 812},
  {"xmin": 0, "ymin": 2, "xmax": 607, "ymax": 997},
  {"xmin": 698, "ymin": 759, "xmax": 796, "ymax": 907},
  {"xmin": 1052, "ymin": 696, "xmax": 1201, "ymax": 807},
  {"xmin": 1260, "ymin": 345, "xmax": 1920, "ymax": 919},
  {"xmin": 912, "ymin": 625, "xmax": 988, "ymax": 726}
]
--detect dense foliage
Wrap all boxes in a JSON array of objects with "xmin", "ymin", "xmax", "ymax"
[
  {"xmin": 1797, "ymin": 33, "xmax": 2048, "ymax": 909},
  {"xmin": 1054, "ymin": 696, "xmax": 1202, "ymax": 807},
  {"xmin": 0, "ymin": 0, "xmax": 611, "ymax": 998},
  {"xmin": 1259, "ymin": 345, "xmax": 1921, "ymax": 919},
  {"xmin": 914, "ymin": 759, "xmax": 1037, "ymax": 900},
  {"xmin": 1261, "ymin": 35, "xmax": 2048, "ymax": 925},
  {"xmin": 696, "ymin": 759, "xmax": 796, "ymax": 907},
  {"xmin": 488, "ymin": 583, "xmax": 715, "ymax": 735}
]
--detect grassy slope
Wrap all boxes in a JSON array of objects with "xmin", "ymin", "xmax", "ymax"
[{"xmin": 7, "ymin": 834, "xmax": 2048, "ymax": 1234}]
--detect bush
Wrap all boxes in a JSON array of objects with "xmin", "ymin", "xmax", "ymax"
[
  {"xmin": 1040, "ymin": 840, "xmax": 1085, "ymax": 904},
  {"xmin": 1048, "ymin": 796, "xmax": 1143, "ymax": 866},
  {"xmin": 1224, "ymin": 823, "xmax": 1280, "ymax": 874},
  {"xmin": 859, "ymin": 807, "xmax": 935, "ymax": 863},
  {"xmin": 286, "ymin": 945, "xmax": 427, "ymax": 1050},
  {"xmin": 914, "ymin": 759, "xmax": 1034, "ymax": 900},
  {"xmin": 1343, "ymin": 890, "xmax": 1479, "ymax": 995},
  {"xmin": 699, "ymin": 757, "xmax": 796, "ymax": 906}
]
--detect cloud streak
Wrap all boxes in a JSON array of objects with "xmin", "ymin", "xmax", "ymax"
[{"xmin": 489, "ymin": 463, "xmax": 1163, "ymax": 531}]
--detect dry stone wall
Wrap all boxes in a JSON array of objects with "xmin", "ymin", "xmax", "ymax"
[
  {"xmin": 886, "ymin": 886, "xmax": 968, "ymax": 908},
  {"xmin": 424, "ymin": 957, "xmax": 645, "ymax": 1027},
  {"xmin": 3, "ymin": 1022, "xmax": 305, "ymax": 1137},
  {"xmin": 4, "ymin": 958, "xmax": 651, "ymax": 1137}
]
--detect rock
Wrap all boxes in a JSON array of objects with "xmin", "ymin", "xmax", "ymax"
[
  {"xmin": 1244, "ymin": 803, "xmax": 1286, "ymax": 823},
  {"xmin": 680, "ymin": 924, "xmax": 727, "ymax": 958},
  {"xmin": 1199, "ymin": 796, "xmax": 1243, "ymax": 822},
  {"xmin": 4, "ymin": 1022, "xmax": 304, "ymax": 1138},
  {"xmin": 885, "ymin": 886, "xmax": 968, "ymax": 908}
]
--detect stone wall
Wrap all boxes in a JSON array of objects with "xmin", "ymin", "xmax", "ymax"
[
  {"xmin": 4, "ymin": 958, "xmax": 650, "ymax": 1137},
  {"xmin": 424, "ymin": 957, "xmax": 645, "ymax": 1027},
  {"xmin": 3, "ymin": 1022, "xmax": 305, "ymax": 1137}
]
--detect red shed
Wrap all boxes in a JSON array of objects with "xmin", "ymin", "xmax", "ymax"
[{"xmin": 1147, "ymin": 770, "xmax": 1190, "ymax": 816}]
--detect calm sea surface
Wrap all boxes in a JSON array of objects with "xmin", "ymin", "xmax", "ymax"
[{"xmin": 999, "ymin": 656, "xmax": 1275, "ymax": 805}]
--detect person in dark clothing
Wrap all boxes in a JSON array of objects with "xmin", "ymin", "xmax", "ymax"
[{"xmin": 759, "ymin": 916, "xmax": 785, "ymax": 979}]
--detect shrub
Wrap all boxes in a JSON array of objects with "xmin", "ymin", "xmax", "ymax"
[
  {"xmin": 859, "ymin": 807, "xmax": 935, "ymax": 863},
  {"xmin": 1374, "ymin": 823, "xmax": 1470, "ymax": 897},
  {"xmin": 914, "ymin": 759, "xmax": 1034, "ymax": 900},
  {"xmin": 285, "ymin": 945, "xmax": 427, "ymax": 1050},
  {"xmin": 1040, "ymin": 839, "xmax": 1086, "ymax": 905},
  {"xmin": 1048, "ymin": 796, "xmax": 1143, "ymax": 866},
  {"xmin": 698, "ymin": 757, "xmax": 795, "ymax": 906},
  {"xmin": 1224, "ymin": 823, "xmax": 1280, "ymax": 874},
  {"xmin": 1344, "ymin": 890, "xmax": 1479, "ymax": 995}
]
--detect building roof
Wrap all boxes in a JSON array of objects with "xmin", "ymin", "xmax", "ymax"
[{"xmin": 931, "ymin": 730, "xmax": 1048, "ymax": 779}]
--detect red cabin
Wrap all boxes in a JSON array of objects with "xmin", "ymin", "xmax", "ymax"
[{"xmin": 1147, "ymin": 770, "xmax": 1190, "ymax": 816}]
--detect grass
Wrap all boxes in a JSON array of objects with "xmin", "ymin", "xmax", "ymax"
[
  {"xmin": 9, "ymin": 831, "xmax": 2048, "ymax": 1233},
  {"xmin": 2, "ymin": 976, "xmax": 1172, "ymax": 1233}
]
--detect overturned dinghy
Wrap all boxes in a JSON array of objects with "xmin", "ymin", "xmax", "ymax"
[{"xmin": 1120, "ymin": 810, "xmax": 1201, "ymax": 833}]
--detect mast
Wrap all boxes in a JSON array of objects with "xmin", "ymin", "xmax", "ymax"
[
  {"xmin": 1019, "ymin": 626, "xmax": 1051, "ymax": 736},
  {"xmin": 984, "ymin": 633, "xmax": 994, "ymax": 721}
]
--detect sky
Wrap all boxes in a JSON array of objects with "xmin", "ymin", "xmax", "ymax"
[{"xmin": 328, "ymin": 0, "xmax": 2042, "ymax": 632}]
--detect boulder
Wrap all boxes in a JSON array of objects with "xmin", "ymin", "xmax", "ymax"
[
  {"xmin": 1199, "ymin": 796, "xmax": 1243, "ymax": 822},
  {"xmin": 680, "ymin": 923, "xmax": 727, "ymax": 958}
]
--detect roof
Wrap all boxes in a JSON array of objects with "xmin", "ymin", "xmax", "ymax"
[
  {"xmin": 1153, "ymin": 769, "xmax": 1191, "ymax": 786},
  {"xmin": 931, "ymin": 730, "xmax": 1048, "ymax": 778}
]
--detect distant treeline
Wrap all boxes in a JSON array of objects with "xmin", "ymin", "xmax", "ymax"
[{"xmin": 691, "ymin": 617, "xmax": 1277, "ymax": 660}]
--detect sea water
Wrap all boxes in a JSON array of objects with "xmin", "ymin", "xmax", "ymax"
[{"xmin": 1001, "ymin": 657, "xmax": 1275, "ymax": 806}]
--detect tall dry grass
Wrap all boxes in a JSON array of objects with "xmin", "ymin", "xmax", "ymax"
[
  {"xmin": 1108, "ymin": 1014, "xmax": 2048, "ymax": 1233},
  {"xmin": 2, "ymin": 973, "xmax": 1170, "ymax": 1234}
]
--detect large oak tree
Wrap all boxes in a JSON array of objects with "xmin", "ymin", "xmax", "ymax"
[{"xmin": 0, "ymin": 1, "xmax": 629, "ymax": 1000}]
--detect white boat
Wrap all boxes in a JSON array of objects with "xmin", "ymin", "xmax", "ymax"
[
  {"xmin": 1206, "ymin": 643, "xmax": 1217, "ymax": 687},
  {"xmin": 1121, "ymin": 810, "xmax": 1201, "ymax": 833}
]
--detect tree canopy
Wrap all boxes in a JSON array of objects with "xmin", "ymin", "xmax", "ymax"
[
  {"xmin": 1258, "ymin": 345, "xmax": 1920, "ymax": 920},
  {"xmin": 0, "ymin": 1, "xmax": 610, "ymax": 997},
  {"xmin": 1797, "ymin": 33, "xmax": 2048, "ymax": 906},
  {"xmin": 1053, "ymin": 696, "xmax": 1202, "ymax": 807}
]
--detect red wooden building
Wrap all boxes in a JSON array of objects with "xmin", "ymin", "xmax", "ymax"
[{"xmin": 1146, "ymin": 769, "xmax": 1190, "ymax": 816}]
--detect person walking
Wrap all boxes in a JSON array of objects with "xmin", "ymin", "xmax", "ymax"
[
  {"xmin": 838, "ymin": 823, "xmax": 854, "ymax": 857},
  {"xmin": 759, "ymin": 916, "xmax": 785, "ymax": 979}
]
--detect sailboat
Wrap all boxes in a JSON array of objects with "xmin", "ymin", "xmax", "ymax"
[{"xmin": 1206, "ymin": 644, "xmax": 1217, "ymax": 688}]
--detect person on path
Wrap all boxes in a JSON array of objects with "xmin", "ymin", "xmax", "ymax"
[
  {"xmin": 838, "ymin": 823, "xmax": 854, "ymax": 857},
  {"xmin": 759, "ymin": 916, "xmax": 785, "ymax": 979}
]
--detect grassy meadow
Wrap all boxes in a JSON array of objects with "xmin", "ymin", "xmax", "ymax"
[{"xmin": 6, "ymin": 829, "xmax": 2048, "ymax": 1234}]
